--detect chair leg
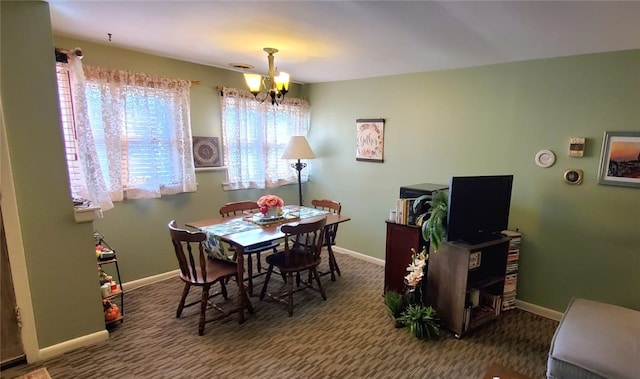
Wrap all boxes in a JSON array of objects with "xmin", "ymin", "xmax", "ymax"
[
  {"xmin": 328, "ymin": 246, "xmax": 341, "ymax": 281},
  {"xmin": 260, "ymin": 265, "xmax": 274, "ymax": 300},
  {"xmin": 177, "ymin": 282, "xmax": 191, "ymax": 318},
  {"xmin": 199, "ymin": 284, "xmax": 210, "ymax": 336},
  {"xmin": 287, "ymin": 272, "xmax": 294, "ymax": 317},
  {"xmin": 244, "ymin": 292, "xmax": 254, "ymax": 314},
  {"xmin": 311, "ymin": 268, "xmax": 327, "ymax": 300},
  {"xmin": 220, "ymin": 278, "xmax": 228, "ymax": 300},
  {"xmin": 256, "ymin": 252, "xmax": 262, "ymax": 272},
  {"xmin": 247, "ymin": 253, "xmax": 254, "ymax": 297}
]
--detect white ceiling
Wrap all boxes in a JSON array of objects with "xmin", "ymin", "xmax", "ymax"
[{"xmin": 48, "ymin": 1, "xmax": 640, "ymax": 84}]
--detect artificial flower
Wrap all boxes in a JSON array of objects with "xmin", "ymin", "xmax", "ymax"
[{"xmin": 257, "ymin": 195, "xmax": 284, "ymax": 209}]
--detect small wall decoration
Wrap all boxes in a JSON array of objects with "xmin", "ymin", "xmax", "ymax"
[
  {"xmin": 356, "ymin": 118, "xmax": 385, "ymax": 162},
  {"xmin": 597, "ymin": 131, "xmax": 640, "ymax": 188},
  {"xmin": 534, "ymin": 149, "xmax": 556, "ymax": 168},
  {"xmin": 193, "ymin": 136, "xmax": 221, "ymax": 168}
]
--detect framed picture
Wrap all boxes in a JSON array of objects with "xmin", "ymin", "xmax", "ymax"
[
  {"xmin": 356, "ymin": 118, "xmax": 385, "ymax": 162},
  {"xmin": 597, "ymin": 131, "xmax": 640, "ymax": 188},
  {"xmin": 193, "ymin": 136, "xmax": 221, "ymax": 169}
]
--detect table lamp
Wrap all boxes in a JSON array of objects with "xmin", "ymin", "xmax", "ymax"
[{"xmin": 282, "ymin": 136, "xmax": 316, "ymax": 206}]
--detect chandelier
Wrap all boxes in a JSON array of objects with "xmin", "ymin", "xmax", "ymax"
[{"xmin": 244, "ymin": 47, "xmax": 290, "ymax": 105}]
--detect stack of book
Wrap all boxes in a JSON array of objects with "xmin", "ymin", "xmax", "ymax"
[
  {"xmin": 394, "ymin": 198, "xmax": 418, "ymax": 225},
  {"xmin": 501, "ymin": 229, "xmax": 521, "ymax": 311}
]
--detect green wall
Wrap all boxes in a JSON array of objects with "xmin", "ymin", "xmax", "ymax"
[
  {"xmin": 3, "ymin": 1, "xmax": 638, "ymax": 352},
  {"xmin": 1, "ymin": 1, "xmax": 104, "ymax": 348},
  {"xmin": 306, "ymin": 50, "xmax": 640, "ymax": 312},
  {"xmin": 53, "ymin": 36, "xmax": 305, "ymax": 283}
]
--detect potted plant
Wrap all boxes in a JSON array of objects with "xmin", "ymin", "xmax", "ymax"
[
  {"xmin": 383, "ymin": 291, "xmax": 406, "ymax": 327},
  {"xmin": 412, "ymin": 190, "xmax": 448, "ymax": 251},
  {"xmin": 399, "ymin": 303, "xmax": 440, "ymax": 340}
]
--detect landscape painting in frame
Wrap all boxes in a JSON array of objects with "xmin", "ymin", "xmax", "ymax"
[
  {"xmin": 597, "ymin": 131, "xmax": 640, "ymax": 188},
  {"xmin": 356, "ymin": 118, "xmax": 385, "ymax": 162}
]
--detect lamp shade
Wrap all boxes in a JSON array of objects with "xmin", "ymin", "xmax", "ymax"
[
  {"xmin": 282, "ymin": 136, "xmax": 316, "ymax": 159},
  {"xmin": 244, "ymin": 73, "xmax": 262, "ymax": 93}
]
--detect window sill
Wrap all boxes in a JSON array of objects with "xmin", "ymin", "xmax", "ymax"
[
  {"xmin": 195, "ymin": 166, "xmax": 227, "ymax": 172},
  {"xmin": 74, "ymin": 205, "xmax": 101, "ymax": 223}
]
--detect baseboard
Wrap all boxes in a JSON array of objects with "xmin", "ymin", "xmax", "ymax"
[
  {"xmin": 122, "ymin": 269, "xmax": 179, "ymax": 292},
  {"xmin": 515, "ymin": 299, "xmax": 563, "ymax": 321},
  {"xmin": 39, "ymin": 330, "xmax": 108, "ymax": 361},
  {"xmin": 334, "ymin": 245, "xmax": 562, "ymax": 321},
  {"xmin": 332, "ymin": 246, "xmax": 385, "ymax": 266}
]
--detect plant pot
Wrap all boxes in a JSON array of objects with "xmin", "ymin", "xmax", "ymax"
[
  {"xmin": 394, "ymin": 317, "xmax": 405, "ymax": 328},
  {"xmin": 264, "ymin": 207, "xmax": 279, "ymax": 218}
]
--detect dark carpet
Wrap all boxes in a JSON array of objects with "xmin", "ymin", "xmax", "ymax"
[{"xmin": 1, "ymin": 253, "xmax": 558, "ymax": 379}]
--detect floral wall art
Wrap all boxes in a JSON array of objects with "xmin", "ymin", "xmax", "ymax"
[{"xmin": 356, "ymin": 118, "xmax": 385, "ymax": 162}]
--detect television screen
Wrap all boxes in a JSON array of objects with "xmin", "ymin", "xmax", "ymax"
[{"xmin": 446, "ymin": 175, "xmax": 514, "ymax": 244}]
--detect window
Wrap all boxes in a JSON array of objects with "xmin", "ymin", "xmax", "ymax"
[
  {"xmin": 220, "ymin": 87, "xmax": 311, "ymax": 190},
  {"xmin": 56, "ymin": 62, "xmax": 84, "ymax": 198},
  {"xmin": 55, "ymin": 60, "xmax": 196, "ymax": 204}
]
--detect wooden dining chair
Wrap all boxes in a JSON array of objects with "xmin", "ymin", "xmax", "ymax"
[
  {"xmin": 311, "ymin": 199, "xmax": 342, "ymax": 281},
  {"xmin": 219, "ymin": 200, "xmax": 280, "ymax": 296},
  {"xmin": 260, "ymin": 217, "xmax": 327, "ymax": 317},
  {"xmin": 168, "ymin": 220, "xmax": 252, "ymax": 335}
]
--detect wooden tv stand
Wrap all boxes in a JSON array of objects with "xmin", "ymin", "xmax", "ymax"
[{"xmin": 426, "ymin": 237, "xmax": 509, "ymax": 338}]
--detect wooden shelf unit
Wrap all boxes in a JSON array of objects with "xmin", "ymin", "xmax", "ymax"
[
  {"xmin": 383, "ymin": 221, "xmax": 428, "ymax": 297},
  {"xmin": 426, "ymin": 237, "xmax": 509, "ymax": 338}
]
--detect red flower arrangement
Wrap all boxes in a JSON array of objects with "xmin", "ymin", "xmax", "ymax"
[{"xmin": 257, "ymin": 195, "xmax": 284, "ymax": 215}]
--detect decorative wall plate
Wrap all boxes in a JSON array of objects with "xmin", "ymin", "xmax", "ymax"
[
  {"xmin": 535, "ymin": 149, "xmax": 556, "ymax": 168},
  {"xmin": 193, "ymin": 136, "xmax": 221, "ymax": 168}
]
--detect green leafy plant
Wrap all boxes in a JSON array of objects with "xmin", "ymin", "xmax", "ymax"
[
  {"xmin": 399, "ymin": 304, "xmax": 440, "ymax": 340},
  {"xmin": 384, "ymin": 291, "xmax": 406, "ymax": 319},
  {"xmin": 413, "ymin": 190, "xmax": 448, "ymax": 251}
]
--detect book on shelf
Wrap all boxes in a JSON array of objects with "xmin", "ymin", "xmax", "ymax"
[
  {"xmin": 395, "ymin": 198, "xmax": 419, "ymax": 225},
  {"xmin": 502, "ymin": 230, "xmax": 522, "ymax": 245}
]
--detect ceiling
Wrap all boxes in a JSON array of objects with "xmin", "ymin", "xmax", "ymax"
[{"xmin": 48, "ymin": 1, "xmax": 640, "ymax": 84}]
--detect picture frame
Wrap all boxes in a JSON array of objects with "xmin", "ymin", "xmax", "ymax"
[
  {"xmin": 192, "ymin": 136, "xmax": 221, "ymax": 169},
  {"xmin": 597, "ymin": 131, "xmax": 640, "ymax": 188},
  {"xmin": 356, "ymin": 118, "xmax": 385, "ymax": 162}
]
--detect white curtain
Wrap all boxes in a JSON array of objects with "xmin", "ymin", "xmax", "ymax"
[
  {"xmin": 220, "ymin": 87, "xmax": 310, "ymax": 190},
  {"xmin": 67, "ymin": 56, "xmax": 114, "ymax": 211},
  {"xmin": 82, "ymin": 65, "xmax": 196, "ymax": 199}
]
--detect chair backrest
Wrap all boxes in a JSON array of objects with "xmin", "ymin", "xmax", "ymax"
[
  {"xmin": 220, "ymin": 201, "xmax": 260, "ymax": 217},
  {"xmin": 281, "ymin": 217, "xmax": 327, "ymax": 260},
  {"xmin": 168, "ymin": 220, "xmax": 209, "ymax": 283},
  {"xmin": 311, "ymin": 199, "xmax": 341, "ymax": 246}
]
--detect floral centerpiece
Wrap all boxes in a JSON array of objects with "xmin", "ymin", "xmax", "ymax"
[{"xmin": 257, "ymin": 195, "xmax": 284, "ymax": 218}]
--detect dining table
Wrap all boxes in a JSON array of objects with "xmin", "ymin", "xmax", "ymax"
[{"xmin": 186, "ymin": 205, "xmax": 351, "ymax": 323}]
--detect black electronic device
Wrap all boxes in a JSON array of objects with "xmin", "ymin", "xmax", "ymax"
[
  {"xmin": 399, "ymin": 183, "xmax": 448, "ymax": 226},
  {"xmin": 399, "ymin": 183, "xmax": 448, "ymax": 199},
  {"xmin": 446, "ymin": 175, "xmax": 514, "ymax": 244}
]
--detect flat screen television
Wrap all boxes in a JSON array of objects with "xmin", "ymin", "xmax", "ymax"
[{"xmin": 446, "ymin": 175, "xmax": 514, "ymax": 244}]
